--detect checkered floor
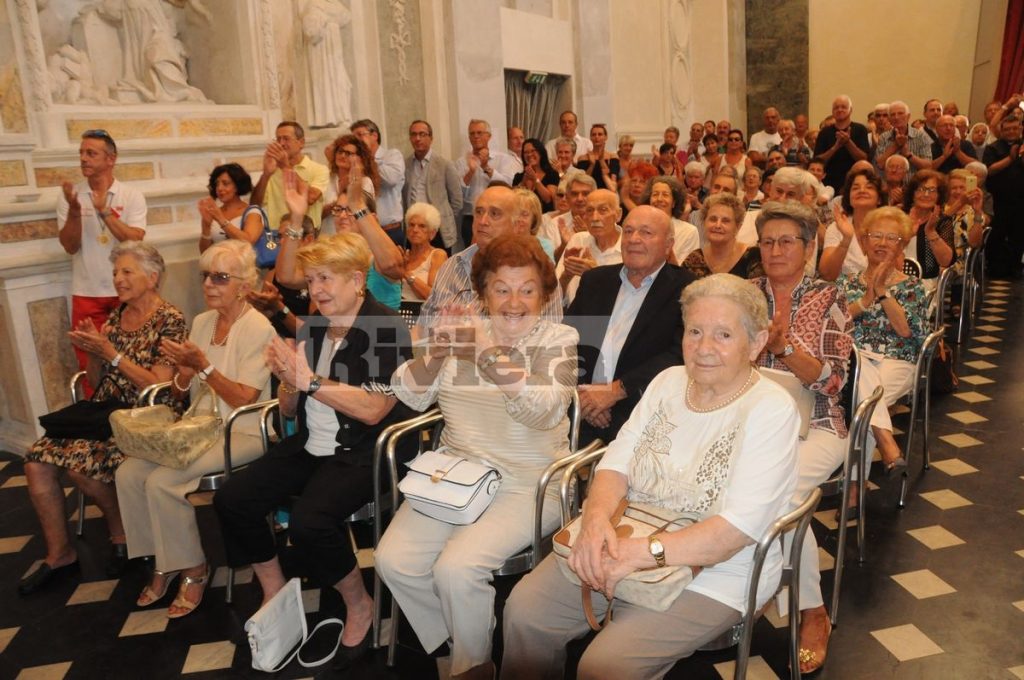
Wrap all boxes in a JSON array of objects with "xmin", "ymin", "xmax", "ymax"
[{"xmin": 1, "ymin": 280, "xmax": 1022, "ymax": 679}]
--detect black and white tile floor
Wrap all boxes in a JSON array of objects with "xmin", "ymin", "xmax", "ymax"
[{"xmin": 1, "ymin": 280, "xmax": 1021, "ymax": 680}]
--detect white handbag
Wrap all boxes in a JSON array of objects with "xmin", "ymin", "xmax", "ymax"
[
  {"xmin": 244, "ymin": 577, "xmax": 344, "ymax": 673},
  {"xmin": 398, "ymin": 447, "xmax": 502, "ymax": 525}
]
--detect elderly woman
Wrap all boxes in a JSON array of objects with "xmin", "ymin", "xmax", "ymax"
[
  {"xmin": 322, "ymin": 134, "xmax": 379, "ymax": 236},
  {"xmin": 401, "ymin": 202, "xmax": 448, "ymax": 301},
  {"xmin": 375, "ymin": 234, "xmax": 579, "ymax": 680},
  {"xmin": 214, "ymin": 233, "xmax": 412, "ymax": 669},
  {"xmin": 741, "ymin": 165, "xmax": 764, "ymax": 209},
  {"xmin": 681, "ymin": 161, "xmax": 707, "ymax": 217},
  {"xmin": 901, "ymin": 169, "xmax": 954, "ymax": 290},
  {"xmin": 616, "ymin": 134, "xmax": 636, "ymax": 178},
  {"xmin": 576, "ymin": 124, "xmax": 620, "ymax": 191},
  {"xmin": 642, "ymin": 175, "xmax": 701, "ymax": 264},
  {"xmin": 198, "ymin": 163, "xmax": 264, "ymax": 252},
  {"xmin": 115, "ymin": 240, "xmax": 275, "ymax": 618},
  {"xmin": 944, "ymin": 169, "xmax": 986, "ymax": 274},
  {"xmin": 818, "ymin": 168, "xmax": 885, "ymax": 280},
  {"xmin": 772, "ymin": 119, "xmax": 812, "ymax": 167},
  {"xmin": 682, "ymin": 193, "xmax": 760, "ymax": 279},
  {"xmin": 513, "ymin": 138, "xmax": 560, "ymax": 212},
  {"xmin": 751, "ymin": 201, "xmax": 853, "ymax": 674},
  {"xmin": 501, "ymin": 273, "xmax": 800, "ymax": 680},
  {"xmin": 837, "ymin": 207, "xmax": 927, "ymax": 474},
  {"xmin": 620, "ymin": 161, "xmax": 658, "ymax": 215},
  {"xmin": 512, "ymin": 187, "xmax": 556, "ymax": 262},
  {"xmin": 552, "ymin": 138, "xmax": 577, "ymax": 179},
  {"xmin": 19, "ymin": 243, "xmax": 186, "ymax": 596}
]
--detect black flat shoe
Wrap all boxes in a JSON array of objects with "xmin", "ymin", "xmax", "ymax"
[
  {"xmin": 314, "ymin": 628, "xmax": 372, "ymax": 678},
  {"xmin": 18, "ymin": 560, "xmax": 79, "ymax": 596},
  {"xmin": 106, "ymin": 543, "xmax": 128, "ymax": 578}
]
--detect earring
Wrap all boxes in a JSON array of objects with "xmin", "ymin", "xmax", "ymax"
[{"xmin": 357, "ymin": 289, "xmax": 365, "ymax": 297}]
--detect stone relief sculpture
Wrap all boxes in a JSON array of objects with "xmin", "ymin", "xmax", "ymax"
[
  {"xmin": 301, "ymin": 0, "xmax": 353, "ymax": 128},
  {"xmin": 668, "ymin": 0, "xmax": 695, "ymax": 128},
  {"xmin": 45, "ymin": 0, "xmax": 213, "ymax": 105}
]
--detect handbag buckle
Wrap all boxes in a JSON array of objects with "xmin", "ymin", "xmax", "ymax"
[{"xmin": 431, "ymin": 469, "xmax": 446, "ymax": 483}]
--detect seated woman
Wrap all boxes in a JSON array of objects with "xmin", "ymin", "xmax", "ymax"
[
  {"xmin": 718, "ymin": 129, "xmax": 754, "ymax": 183},
  {"xmin": 375, "ymin": 234, "xmax": 578, "ymax": 680},
  {"xmin": 619, "ymin": 161, "xmax": 658, "ymax": 216},
  {"xmin": 944, "ymin": 169, "xmax": 986, "ymax": 276},
  {"xmin": 615, "ymin": 134, "xmax": 636, "ymax": 179},
  {"xmin": 401, "ymin": 202, "xmax": 449, "ymax": 302},
  {"xmin": 681, "ymin": 161, "xmax": 708, "ymax": 219},
  {"xmin": 837, "ymin": 207, "xmax": 927, "ymax": 474},
  {"xmin": 552, "ymin": 138, "xmax": 577, "ymax": 180},
  {"xmin": 818, "ymin": 168, "xmax": 885, "ymax": 282},
  {"xmin": 751, "ymin": 202, "xmax": 853, "ymax": 674},
  {"xmin": 214, "ymin": 233, "xmax": 412, "ymax": 670},
  {"xmin": 681, "ymin": 193, "xmax": 760, "ymax": 279},
  {"xmin": 198, "ymin": 163, "xmax": 264, "ymax": 252},
  {"xmin": 321, "ymin": 134, "xmax": 378, "ymax": 235},
  {"xmin": 115, "ymin": 240, "xmax": 275, "ymax": 618},
  {"xmin": 501, "ymin": 273, "xmax": 800, "ymax": 680},
  {"xmin": 641, "ymin": 175, "xmax": 700, "ymax": 264},
  {"xmin": 513, "ymin": 138, "xmax": 560, "ymax": 212},
  {"xmin": 511, "ymin": 187, "xmax": 556, "ymax": 262},
  {"xmin": 771, "ymin": 119, "xmax": 812, "ymax": 168},
  {"xmin": 901, "ymin": 169, "xmax": 955, "ymax": 292},
  {"xmin": 575, "ymin": 124, "xmax": 620, "ymax": 191},
  {"xmin": 741, "ymin": 165, "xmax": 764, "ymax": 209},
  {"xmin": 20, "ymin": 243, "xmax": 186, "ymax": 595}
]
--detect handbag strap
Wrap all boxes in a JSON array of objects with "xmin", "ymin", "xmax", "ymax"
[
  {"xmin": 263, "ymin": 617, "xmax": 345, "ymax": 673},
  {"xmin": 582, "ymin": 584, "xmax": 613, "ymax": 632},
  {"xmin": 243, "ymin": 204, "xmax": 272, "ymax": 237}
]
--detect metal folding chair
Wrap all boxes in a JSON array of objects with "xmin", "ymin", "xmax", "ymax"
[{"xmin": 898, "ymin": 327, "xmax": 947, "ymax": 507}]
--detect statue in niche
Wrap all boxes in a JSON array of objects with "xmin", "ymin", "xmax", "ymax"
[
  {"xmin": 70, "ymin": 0, "xmax": 213, "ymax": 104},
  {"xmin": 48, "ymin": 45, "xmax": 111, "ymax": 105},
  {"xmin": 301, "ymin": 0, "xmax": 353, "ymax": 128}
]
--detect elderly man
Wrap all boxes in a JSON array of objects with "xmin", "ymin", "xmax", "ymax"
[
  {"xmin": 548, "ymin": 172, "xmax": 596, "ymax": 260},
  {"xmin": 556, "ymin": 189, "xmax": 622, "ymax": 305},
  {"xmin": 748, "ymin": 106, "xmax": 783, "ymax": 165},
  {"xmin": 252, "ymin": 120, "xmax": 329, "ymax": 231},
  {"xmin": 870, "ymin": 103, "xmax": 891, "ymax": 150},
  {"xmin": 813, "ymin": 95, "xmax": 870, "ymax": 191},
  {"xmin": 884, "ymin": 154, "xmax": 911, "ymax": 206},
  {"xmin": 546, "ymin": 110, "xmax": 593, "ymax": 160},
  {"xmin": 507, "ymin": 126, "xmax": 525, "ymax": 172},
  {"xmin": 922, "ymin": 98, "xmax": 944, "ymax": 142},
  {"xmin": 454, "ymin": 119, "xmax": 519, "ymax": 249},
  {"xmin": 566, "ymin": 205, "xmax": 695, "ymax": 444},
  {"xmin": 982, "ymin": 113, "xmax": 1024, "ymax": 278},
  {"xmin": 738, "ymin": 166, "xmax": 819, "ymax": 257},
  {"xmin": 931, "ymin": 114, "xmax": 977, "ymax": 173},
  {"xmin": 794, "ymin": 113, "xmax": 810, "ymax": 145},
  {"xmin": 403, "ymin": 120, "xmax": 463, "ymax": 252},
  {"xmin": 351, "ymin": 118, "xmax": 406, "ymax": 246},
  {"xmin": 57, "ymin": 130, "xmax": 146, "ymax": 371},
  {"xmin": 416, "ymin": 185, "xmax": 563, "ymax": 334},
  {"xmin": 716, "ymin": 119, "xmax": 732, "ymax": 145},
  {"xmin": 874, "ymin": 100, "xmax": 933, "ymax": 171},
  {"xmin": 689, "ymin": 172, "xmax": 738, "ymax": 233}
]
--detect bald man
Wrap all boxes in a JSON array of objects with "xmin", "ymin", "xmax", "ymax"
[
  {"xmin": 748, "ymin": 107, "xmax": 783, "ymax": 164},
  {"xmin": 813, "ymin": 95, "xmax": 870, "ymax": 191},
  {"xmin": 555, "ymin": 189, "xmax": 623, "ymax": 305}
]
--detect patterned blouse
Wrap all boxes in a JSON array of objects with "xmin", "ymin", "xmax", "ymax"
[
  {"xmin": 753, "ymin": 277, "xmax": 852, "ymax": 437},
  {"xmin": 681, "ymin": 247, "xmax": 763, "ymax": 280},
  {"xmin": 837, "ymin": 273, "xmax": 927, "ymax": 363}
]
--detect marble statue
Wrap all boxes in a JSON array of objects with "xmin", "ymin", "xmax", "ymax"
[
  {"xmin": 65, "ymin": 0, "xmax": 213, "ymax": 104},
  {"xmin": 48, "ymin": 45, "xmax": 110, "ymax": 105},
  {"xmin": 301, "ymin": 0, "xmax": 353, "ymax": 128}
]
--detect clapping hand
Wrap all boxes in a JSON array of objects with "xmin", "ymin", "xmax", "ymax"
[
  {"xmin": 282, "ymin": 169, "xmax": 309, "ymax": 221},
  {"xmin": 265, "ymin": 336, "xmax": 312, "ymax": 392},
  {"xmin": 62, "ymin": 182, "xmax": 81, "ymax": 211},
  {"xmin": 247, "ymin": 280, "xmax": 285, "ymax": 315},
  {"xmin": 160, "ymin": 339, "xmax": 209, "ymax": 373},
  {"xmin": 834, "ymin": 207, "xmax": 855, "ymax": 241},
  {"xmin": 68, "ymin": 318, "xmax": 115, "ymax": 360}
]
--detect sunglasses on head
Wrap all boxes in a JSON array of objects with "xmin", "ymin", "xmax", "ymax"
[
  {"xmin": 82, "ymin": 128, "xmax": 117, "ymax": 152},
  {"xmin": 200, "ymin": 271, "xmax": 243, "ymax": 285}
]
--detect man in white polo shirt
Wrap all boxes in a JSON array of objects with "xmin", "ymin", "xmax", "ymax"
[{"xmin": 57, "ymin": 129, "xmax": 147, "ymax": 370}]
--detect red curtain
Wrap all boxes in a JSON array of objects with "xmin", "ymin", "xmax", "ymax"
[{"xmin": 995, "ymin": 0, "xmax": 1024, "ymax": 100}]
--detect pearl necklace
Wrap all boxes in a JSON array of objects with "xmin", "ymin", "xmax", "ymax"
[
  {"xmin": 211, "ymin": 302, "xmax": 249, "ymax": 347},
  {"xmin": 685, "ymin": 367, "xmax": 757, "ymax": 413}
]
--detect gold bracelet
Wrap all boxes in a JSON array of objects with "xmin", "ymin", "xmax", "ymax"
[
  {"xmin": 278, "ymin": 383, "xmax": 297, "ymax": 394},
  {"xmin": 172, "ymin": 372, "xmax": 192, "ymax": 391}
]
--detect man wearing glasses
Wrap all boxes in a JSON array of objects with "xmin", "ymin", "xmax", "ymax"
[
  {"xmin": 57, "ymin": 130, "xmax": 147, "ymax": 371},
  {"xmin": 403, "ymin": 119, "xmax": 463, "ymax": 252},
  {"xmin": 251, "ymin": 120, "xmax": 329, "ymax": 232},
  {"xmin": 454, "ymin": 119, "xmax": 518, "ymax": 249}
]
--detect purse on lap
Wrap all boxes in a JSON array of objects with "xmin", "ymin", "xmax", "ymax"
[
  {"xmin": 245, "ymin": 577, "xmax": 344, "ymax": 672},
  {"xmin": 398, "ymin": 447, "xmax": 502, "ymax": 525},
  {"xmin": 110, "ymin": 383, "xmax": 223, "ymax": 470},
  {"xmin": 39, "ymin": 375, "xmax": 129, "ymax": 441}
]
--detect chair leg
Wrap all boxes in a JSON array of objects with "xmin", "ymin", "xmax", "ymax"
[
  {"xmin": 386, "ymin": 598, "xmax": 401, "ymax": 667},
  {"xmin": 225, "ymin": 567, "xmax": 235, "ymax": 604},
  {"xmin": 900, "ymin": 390, "xmax": 920, "ymax": 508},
  {"xmin": 831, "ymin": 477, "xmax": 849, "ymax": 627},
  {"xmin": 922, "ymin": 380, "xmax": 932, "ymax": 470},
  {"xmin": 75, "ymin": 489, "xmax": 86, "ymax": 537},
  {"xmin": 857, "ymin": 453, "xmax": 867, "ymax": 564}
]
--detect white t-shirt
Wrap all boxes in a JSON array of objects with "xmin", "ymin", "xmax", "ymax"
[
  {"xmin": 305, "ymin": 338, "xmax": 344, "ymax": 456},
  {"xmin": 598, "ymin": 366, "xmax": 800, "ymax": 612},
  {"xmin": 748, "ymin": 130, "xmax": 782, "ymax": 155},
  {"xmin": 57, "ymin": 179, "xmax": 148, "ymax": 297},
  {"xmin": 671, "ymin": 218, "xmax": 701, "ymax": 263},
  {"xmin": 555, "ymin": 229, "xmax": 623, "ymax": 305},
  {"xmin": 823, "ymin": 221, "xmax": 867, "ymax": 276}
]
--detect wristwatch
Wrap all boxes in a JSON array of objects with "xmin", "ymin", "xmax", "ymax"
[
  {"xmin": 271, "ymin": 306, "xmax": 291, "ymax": 323},
  {"xmin": 775, "ymin": 344, "xmax": 794, "ymax": 358},
  {"xmin": 351, "ymin": 208, "xmax": 369, "ymax": 221},
  {"xmin": 306, "ymin": 374, "xmax": 324, "ymax": 395},
  {"xmin": 876, "ymin": 292, "xmax": 890, "ymax": 304},
  {"xmin": 197, "ymin": 363, "xmax": 215, "ymax": 382},
  {"xmin": 648, "ymin": 534, "xmax": 666, "ymax": 568},
  {"xmin": 477, "ymin": 348, "xmax": 505, "ymax": 371},
  {"xmin": 110, "ymin": 352, "xmax": 123, "ymax": 368}
]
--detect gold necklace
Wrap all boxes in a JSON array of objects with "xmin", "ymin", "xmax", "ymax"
[
  {"xmin": 211, "ymin": 303, "xmax": 248, "ymax": 347},
  {"xmin": 685, "ymin": 367, "xmax": 757, "ymax": 413}
]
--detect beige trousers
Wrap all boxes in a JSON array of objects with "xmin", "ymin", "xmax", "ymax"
[{"xmin": 115, "ymin": 432, "xmax": 264, "ymax": 573}]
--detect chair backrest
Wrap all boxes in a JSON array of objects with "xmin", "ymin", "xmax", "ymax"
[
  {"xmin": 912, "ymin": 327, "xmax": 947, "ymax": 389},
  {"xmin": 398, "ymin": 301, "xmax": 423, "ymax": 329},
  {"xmin": 839, "ymin": 344, "xmax": 861, "ymax": 431},
  {"xmin": 933, "ymin": 267, "xmax": 955, "ymax": 331},
  {"xmin": 902, "ymin": 257, "xmax": 922, "ymax": 278}
]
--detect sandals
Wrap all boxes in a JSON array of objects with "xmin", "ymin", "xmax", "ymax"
[
  {"xmin": 167, "ymin": 565, "xmax": 210, "ymax": 619},
  {"xmin": 798, "ymin": 614, "xmax": 833, "ymax": 675},
  {"xmin": 136, "ymin": 569, "xmax": 180, "ymax": 607},
  {"xmin": 884, "ymin": 456, "xmax": 908, "ymax": 476}
]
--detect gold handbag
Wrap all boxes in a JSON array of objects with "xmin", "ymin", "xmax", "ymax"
[{"xmin": 110, "ymin": 384, "xmax": 223, "ymax": 470}]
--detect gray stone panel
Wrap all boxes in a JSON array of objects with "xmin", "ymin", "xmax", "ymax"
[
  {"xmin": 28, "ymin": 297, "xmax": 77, "ymax": 412},
  {"xmin": 744, "ymin": 0, "xmax": 808, "ymax": 134}
]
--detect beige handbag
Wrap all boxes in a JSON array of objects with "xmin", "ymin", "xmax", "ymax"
[
  {"xmin": 552, "ymin": 499, "xmax": 699, "ymax": 630},
  {"xmin": 110, "ymin": 384, "xmax": 223, "ymax": 470}
]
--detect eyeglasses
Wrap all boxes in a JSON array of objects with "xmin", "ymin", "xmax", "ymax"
[
  {"xmin": 866, "ymin": 232, "xmax": 903, "ymax": 243},
  {"xmin": 727, "ymin": 136, "xmax": 743, "ymax": 142},
  {"xmin": 915, "ymin": 186, "xmax": 938, "ymax": 195},
  {"xmin": 758, "ymin": 235, "xmax": 806, "ymax": 250},
  {"xmin": 409, "ymin": 131, "xmax": 431, "ymax": 138},
  {"xmin": 336, "ymin": 148, "xmax": 359, "ymax": 157},
  {"xmin": 200, "ymin": 271, "xmax": 244, "ymax": 285},
  {"xmin": 331, "ymin": 204, "xmax": 352, "ymax": 215}
]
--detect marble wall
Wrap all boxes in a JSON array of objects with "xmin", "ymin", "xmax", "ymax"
[
  {"xmin": 744, "ymin": 0, "xmax": 808, "ymax": 133},
  {"xmin": 375, "ymin": 0, "xmax": 428, "ymax": 155}
]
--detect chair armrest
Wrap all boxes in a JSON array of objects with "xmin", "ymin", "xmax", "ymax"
[
  {"xmin": 530, "ymin": 439, "xmax": 606, "ymax": 568},
  {"xmin": 138, "ymin": 381, "xmax": 173, "ymax": 406},
  {"xmin": 373, "ymin": 408, "xmax": 444, "ymax": 546},
  {"xmin": 223, "ymin": 398, "xmax": 279, "ymax": 481},
  {"xmin": 70, "ymin": 371, "xmax": 87, "ymax": 404},
  {"xmin": 558, "ymin": 443, "xmax": 608, "ymax": 525}
]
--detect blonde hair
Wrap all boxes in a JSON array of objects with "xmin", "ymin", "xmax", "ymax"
[
  {"xmin": 860, "ymin": 206, "xmax": 914, "ymax": 241},
  {"xmin": 199, "ymin": 240, "xmax": 259, "ymax": 288},
  {"xmin": 512, "ymin": 188, "xmax": 543, "ymax": 235},
  {"xmin": 680, "ymin": 273, "xmax": 769, "ymax": 342},
  {"xmin": 296, "ymin": 232, "xmax": 372, "ymax": 279}
]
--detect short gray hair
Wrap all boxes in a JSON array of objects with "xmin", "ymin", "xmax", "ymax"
[
  {"xmin": 680, "ymin": 273, "xmax": 769, "ymax": 343},
  {"xmin": 885, "ymin": 154, "xmax": 910, "ymax": 174},
  {"xmin": 109, "ymin": 241, "xmax": 166, "ymax": 280},
  {"xmin": 554, "ymin": 137, "xmax": 577, "ymax": 154},
  {"xmin": 965, "ymin": 161, "xmax": 988, "ymax": 180},
  {"xmin": 683, "ymin": 161, "xmax": 705, "ymax": 176},
  {"xmin": 754, "ymin": 200, "xmax": 818, "ymax": 242},
  {"xmin": 772, "ymin": 167, "xmax": 816, "ymax": 196},
  {"xmin": 405, "ymin": 202, "xmax": 442, "ymax": 234},
  {"xmin": 199, "ymin": 239, "xmax": 260, "ymax": 288},
  {"xmin": 468, "ymin": 118, "xmax": 491, "ymax": 133},
  {"xmin": 889, "ymin": 100, "xmax": 909, "ymax": 114},
  {"xmin": 566, "ymin": 172, "xmax": 597, "ymax": 192},
  {"xmin": 700, "ymin": 192, "xmax": 744, "ymax": 225}
]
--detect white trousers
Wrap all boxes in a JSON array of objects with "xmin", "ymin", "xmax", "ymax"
[
  {"xmin": 375, "ymin": 485, "xmax": 561, "ymax": 676},
  {"xmin": 115, "ymin": 433, "xmax": 264, "ymax": 573},
  {"xmin": 858, "ymin": 355, "xmax": 915, "ymax": 458}
]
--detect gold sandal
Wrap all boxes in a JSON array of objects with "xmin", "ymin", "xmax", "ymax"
[
  {"xmin": 167, "ymin": 566, "xmax": 209, "ymax": 619},
  {"xmin": 136, "ymin": 569, "xmax": 179, "ymax": 607},
  {"xmin": 798, "ymin": 615, "xmax": 832, "ymax": 675}
]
